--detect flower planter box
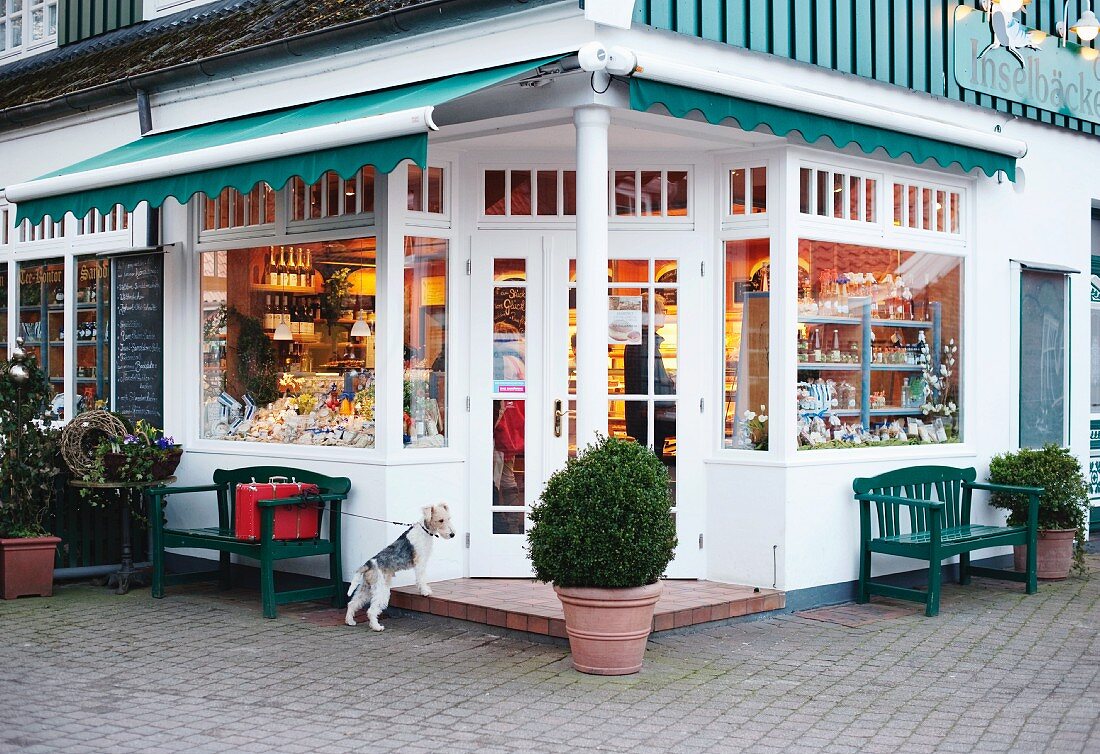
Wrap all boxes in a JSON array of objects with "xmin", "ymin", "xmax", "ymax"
[{"xmin": 0, "ymin": 536, "xmax": 62, "ymax": 599}]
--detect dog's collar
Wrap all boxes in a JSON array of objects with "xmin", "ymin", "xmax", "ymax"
[{"xmin": 420, "ymin": 522, "xmax": 440, "ymax": 538}]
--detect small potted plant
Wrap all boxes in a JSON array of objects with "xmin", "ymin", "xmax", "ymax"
[
  {"xmin": 0, "ymin": 341, "xmax": 63, "ymax": 599},
  {"xmin": 528, "ymin": 436, "xmax": 677, "ymax": 675},
  {"xmin": 84, "ymin": 420, "xmax": 183, "ymax": 487},
  {"xmin": 988, "ymin": 444, "xmax": 1088, "ymax": 580}
]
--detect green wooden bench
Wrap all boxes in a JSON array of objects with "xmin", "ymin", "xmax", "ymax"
[
  {"xmin": 149, "ymin": 466, "xmax": 351, "ymax": 618},
  {"xmin": 853, "ymin": 465, "xmax": 1041, "ymax": 617}
]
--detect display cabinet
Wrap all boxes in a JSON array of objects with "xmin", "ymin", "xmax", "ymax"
[
  {"xmin": 74, "ymin": 256, "xmax": 112, "ymax": 415},
  {"xmin": 797, "ymin": 297, "xmax": 941, "ymax": 431},
  {"xmin": 18, "ymin": 259, "xmax": 65, "ymax": 409}
]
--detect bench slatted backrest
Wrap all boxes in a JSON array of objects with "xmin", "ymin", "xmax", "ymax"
[
  {"xmin": 213, "ymin": 466, "xmax": 353, "ymax": 534},
  {"xmin": 852, "ymin": 466, "xmax": 976, "ymax": 537}
]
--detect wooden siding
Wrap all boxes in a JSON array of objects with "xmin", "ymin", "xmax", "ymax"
[
  {"xmin": 58, "ymin": 0, "xmax": 142, "ymax": 47},
  {"xmin": 633, "ymin": 0, "xmax": 1099, "ymax": 136}
]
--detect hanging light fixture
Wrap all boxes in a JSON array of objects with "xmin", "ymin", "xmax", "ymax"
[
  {"xmin": 1059, "ymin": 1, "xmax": 1100, "ymax": 45},
  {"xmin": 350, "ymin": 312, "xmax": 372, "ymax": 338},
  {"xmin": 273, "ymin": 322, "xmax": 293, "ymax": 341}
]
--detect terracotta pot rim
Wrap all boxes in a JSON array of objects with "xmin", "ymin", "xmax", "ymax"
[
  {"xmin": 553, "ymin": 582, "xmax": 663, "ymax": 597},
  {"xmin": 1037, "ymin": 528, "xmax": 1077, "ymax": 536},
  {"xmin": 0, "ymin": 536, "xmax": 62, "ymax": 546}
]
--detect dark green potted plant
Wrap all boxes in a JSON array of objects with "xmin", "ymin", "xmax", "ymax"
[
  {"xmin": 0, "ymin": 340, "xmax": 63, "ymax": 600},
  {"xmin": 527, "ymin": 436, "xmax": 677, "ymax": 675},
  {"xmin": 83, "ymin": 420, "xmax": 182, "ymax": 487},
  {"xmin": 988, "ymin": 444, "xmax": 1088, "ymax": 579}
]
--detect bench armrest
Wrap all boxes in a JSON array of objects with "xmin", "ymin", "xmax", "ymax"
[
  {"xmin": 255, "ymin": 493, "xmax": 346, "ymax": 508},
  {"xmin": 855, "ymin": 493, "xmax": 944, "ymax": 510},
  {"xmin": 148, "ymin": 483, "xmax": 222, "ymax": 499},
  {"xmin": 964, "ymin": 481, "xmax": 1044, "ymax": 497}
]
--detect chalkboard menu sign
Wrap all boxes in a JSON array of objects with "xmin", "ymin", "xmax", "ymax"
[{"xmin": 113, "ymin": 253, "xmax": 164, "ymax": 428}]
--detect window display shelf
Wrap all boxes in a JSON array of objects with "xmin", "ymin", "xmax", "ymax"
[
  {"xmin": 870, "ymin": 364, "xmax": 925, "ymax": 372},
  {"xmin": 834, "ymin": 407, "xmax": 925, "ymax": 417},
  {"xmin": 799, "ymin": 315, "xmax": 936, "ymax": 329},
  {"xmin": 798, "ymin": 362, "xmax": 863, "ymax": 370},
  {"xmin": 252, "ymin": 283, "xmax": 318, "ymax": 294}
]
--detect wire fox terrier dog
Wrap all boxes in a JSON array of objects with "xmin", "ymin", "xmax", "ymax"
[{"xmin": 345, "ymin": 503, "xmax": 455, "ymax": 631}]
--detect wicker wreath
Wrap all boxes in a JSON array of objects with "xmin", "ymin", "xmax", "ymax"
[{"xmin": 60, "ymin": 410, "xmax": 129, "ymax": 477}]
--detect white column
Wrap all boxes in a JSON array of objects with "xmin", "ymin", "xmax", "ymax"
[{"xmin": 574, "ymin": 106, "xmax": 610, "ymax": 449}]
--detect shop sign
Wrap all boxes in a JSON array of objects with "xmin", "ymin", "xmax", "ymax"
[
  {"xmin": 1092, "ymin": 419, "xmax": 1100, "ymax": 451},
  {"xmin": 953, "ymin": 4, "xmax": 1100, "ymax": 126},
  {"xmin": 1092, "ymin": 275, "xmax": 1100, "ymax": 303}
]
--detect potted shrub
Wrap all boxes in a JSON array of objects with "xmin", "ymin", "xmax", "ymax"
[
  {"xmin": 528, "ymin": 436, "xmax": 677, "ymax": 675},
  {"xmin": 988, "ymin": 444, "xmax": 1088, "ymax": 580},
  {"xmin": 0, "ymin": 341, "xmax": 63, "ymax": 600}
]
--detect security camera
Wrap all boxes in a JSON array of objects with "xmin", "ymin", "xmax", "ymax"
[{"xmin": 578, "ymin": 42, "xmax": 609, "ymax": 72}]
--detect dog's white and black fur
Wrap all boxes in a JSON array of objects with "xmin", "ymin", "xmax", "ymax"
[{"xmin": 345, "ymin": 503, "xmax": 455, "ymax": 631}]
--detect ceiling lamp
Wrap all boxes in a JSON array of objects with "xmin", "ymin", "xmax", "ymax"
[{"xmin": 273, "ymin": 322, "xmax": 293, "ymax": 341}]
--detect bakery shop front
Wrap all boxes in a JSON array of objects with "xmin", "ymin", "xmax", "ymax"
[{"xmin": 1, "ymin": 0, "xmax": 1091, "ymax": 605}]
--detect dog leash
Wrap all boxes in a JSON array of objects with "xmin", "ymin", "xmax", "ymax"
[{"xmin": 295, "ymin": 490, "xmax": 416, "ymax": 528}]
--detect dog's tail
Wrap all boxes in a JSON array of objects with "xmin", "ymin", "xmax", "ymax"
[{"xmin": 347, "ymin": 561, "xmax": 374, "ymax": 597}]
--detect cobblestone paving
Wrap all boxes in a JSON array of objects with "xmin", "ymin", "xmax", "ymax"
[{"xmin": 2, "ymin": 553, "xmax": 1098, "ymax": 754}]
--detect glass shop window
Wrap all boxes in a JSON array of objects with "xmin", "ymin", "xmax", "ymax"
[
  {"xmin": 202, "ymin": 184, "xmax": 276, "ymax": 232},
  {"xmin": 1020, "ymin": 270, "xmax": 1069, "ymax": 448},
  {"xmin": 723, "ymin": 239, "xmax": 771, "ymax": 450},
  {"xmin": 73, "ymin": 256, "xmax": 111, "ymax": 416},
  {"xmin": 288, "ymin": 168, "xmax": 375, "ymax": 223},
  {"xmin": 404, "ymin": 237, "xmax": 448, "ymax": 448},
  {"xmin": 17, "ymin": 258, "xmax": 64, "ymax": 412},
  {"xmin": 199, "ymin": 238, "xmax": 377, "ymax": 448},
  {"xmin": 796, "ymin": 241, "xmax": 963, "ymax": 449},
  {"xmin": 407, "ymin": 165, "xmax": 446, "ymax": 215},
  {"xmin": 482, "ymin": 169, "xmax": 687, "ymax": 219},
  {"xmin": 0, "ymin": 205, "xmax": 10, "ymax": 245}
]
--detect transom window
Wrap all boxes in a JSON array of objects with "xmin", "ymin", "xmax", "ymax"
[
  {"xmin": 799, "ymin": 166, "xmax": 878, "ymax": 224},
  {"xmin": 727, "ymin": 165, "xmax": 768, "ymax": 218},
  {"xmin": 482, "ymin": 168, "xmax": 690, "ymax": 219},
  {"xmin": 892, "ymin": 181, "xmax": 961, "ymax": 235},
  {"xmin": 18, "ymin": 215, "xmax": 64, "ymax": 242},
  {"xmin": 202, "ymin": 183, "xmax": 276, "ymax": 232},
  {"xmin": 78, "ymin": 206, "xmax": 129, "ymax": 235},
  {"xmin": 1, "ymin": 0, "xmax": 58, "ymax": 53},
  {"xmin": 290, "ymin": 168, "xmax": 375, "ymax": 223}
]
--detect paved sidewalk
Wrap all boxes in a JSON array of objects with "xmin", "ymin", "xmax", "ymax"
[{"xmin": 1, "ymin": 554, "xmax": 1098, "ymax": 754}]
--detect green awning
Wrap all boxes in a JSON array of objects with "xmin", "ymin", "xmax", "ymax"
[
  {"xmin": 630, "ymin": 78, "xmax": 1017, "ymax": 181},
  {"xmin": 11, "ymin": 58, "xmax": 555, "ymax": 224}
]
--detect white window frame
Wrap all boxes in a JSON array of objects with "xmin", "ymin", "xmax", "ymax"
[
  {"xmin": 0, "ymin": 0, "xmax": 58, "ymax": 61},
  {"xmin": 404, "ymin": 161, "xmax": 452, "ymax": 229},
  {"xmin": 721, "ymin": 160, "xmax": 772, "ymax": 230}
]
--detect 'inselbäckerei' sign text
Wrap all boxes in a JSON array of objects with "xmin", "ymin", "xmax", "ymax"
[{"xmin": 954, "ymin": 4, "xmax": 1100, "ymax": 125}]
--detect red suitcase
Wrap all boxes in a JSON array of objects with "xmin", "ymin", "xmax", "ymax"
[{"xmin": 235, "ymin": 478, "xmax": 322, "ymax": 541}]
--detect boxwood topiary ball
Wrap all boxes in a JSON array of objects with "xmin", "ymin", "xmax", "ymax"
[{"xmin": 527, "ymin": 435, "xmax": 677, "ymax": 589}]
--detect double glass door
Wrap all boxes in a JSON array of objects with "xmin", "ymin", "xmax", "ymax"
[{"xmin": 469, "ymin": 231, "xmax": 702, "ymax": 578}]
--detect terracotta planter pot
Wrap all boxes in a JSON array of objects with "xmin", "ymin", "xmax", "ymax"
[
  {"xmin": 0, "ymin": 536, "xmax": 61, "ymax": 599},
  {"xmin": 553, "ymin": 582, "xmax": 662, "ymax": 676},
  {"xmin": 1014, "ymin": 529, "xmax": 1077, "ymax": 580}
]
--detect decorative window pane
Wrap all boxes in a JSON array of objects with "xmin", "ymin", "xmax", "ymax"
[
  {"xmin": 510, "ymin": 170, "xmax": 532, "ymax": 216},
  {"xmin": 797, "ymin": 241, "xmax": 963, "ymax": 449},
  {"xmin": 78, "ymin": 205, "xmax": 129, "ymax": 235},
  {"xmin": 666, "ymin": 171, "xmax": 688, "ymax": 216},
  {"xmin": 407, "ymin": 165, "xmax": 424, "ymax": 212},
  {"xmin": 614, "ymin": 171, "xmax": 636, "ymax": 216},
  {"xmin": 485, "ymin": 170, "xmax": 506, "ymax": 215},
  {"xmin": 731, "ymin": 169, "xmax": 747, "ymax": 215},
  {"xmin": 404, "ymin": 237, "xmax": 448, "ymax": 448},
  {"xmin": 17, "ymin": 258, "xmax": 64, "ymax": 408},
  {"xmin": 833, "ymin": 173, "xmax": 844, "ymax": 219},
  {"xmin": 799, "ymin": 168, "xmax": 812, "ymax": 214},
  {"xmin": 639, "ymin": 170, "xmax": 662, "ymax": 216},
  {"xmin": 201, "ymin": 184, "xmax": 275, "ymax": 231},
  {"xmin": 751, "ymin": 167, "xmax": 767, "ymax": 214},
  {"xmin": 1020, "ymin": 270, "xmax": 1068, "ymax": 448},
  {"xmin": 724, "ymin": 239, "xmax": 770, "ymax": 449},
  {"xmin": 199, "ymin": 238, "xmax": 378, "ymax": 447}
]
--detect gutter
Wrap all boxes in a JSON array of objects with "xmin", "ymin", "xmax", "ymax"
[{"xmin": 0, "ymin": 0, "xmax": 566, "ymax": 131}]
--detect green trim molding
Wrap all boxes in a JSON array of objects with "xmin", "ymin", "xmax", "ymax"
[
  {"xmin": 58, "ymin": 0, "xmax": 142, "ymax": 47},
  {"xmin": 629, "ymin": 77, "xmax": 1017, "ymax": 179},
  {"xmin": 13, "ymin": 58, "xmax": 554, "ymax": 224}
]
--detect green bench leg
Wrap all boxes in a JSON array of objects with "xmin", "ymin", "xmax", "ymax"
[
  {"xmin": 1026, "ymin": 540, "xmax": 1038, "ymax": 595},
  {"xmin": 329, "ymin": 504, "xmax": 346, "ymax": 609},
  {"xmin": 260, "ymin": 510, "xmax": 277, "ymax": 619},
  {"xmin": 219, "ymin": 552, "xmax": 232, "ymax": 590},
  {"xmin": 958, "ymin": 553, "xmax": 971, "ymax": 586},
  {"xmin": 926, "ymin": 517, "xmax": 942, "ymax": 617},
  {"xmin": 151, "ymin": 498, "xmax": 165, "ymax": 599},
  {"xmin": 857, "ymin": 545, "xmax": 871, "ymax": 604}
]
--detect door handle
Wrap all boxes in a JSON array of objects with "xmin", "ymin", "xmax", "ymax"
[{"xmin": 553, "ymin": 399, "xmax": 575, "ymax": 438}]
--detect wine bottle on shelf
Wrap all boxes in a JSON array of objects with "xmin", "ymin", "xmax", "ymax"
[
  {"xmin": 264, "ymin": 294, "xmax": 274, "ymax": 330},
  {"xmin": 901, "ymin": 378, "xmax": 910, "ymax": 408},
  {"xmin": 294, "ymin": 298, "xmax": 305, "ymax": 335},
  {"xmin": 282, "ymin": 295, "xmax": 292, "ymax": 328},
  {"xmin": 277, "ymin": 248, "xmax": 288, "ymax": 287},
  {"xmin": 267, "ymin": 248, "xmax": 279, "ymax": 286},
  {"xmin": 812, "ymin": 327, "xmax": 822, "ymax": 362},
  {"xmin": 304, "ymin": 250, "xmax": 314, "ymax": 288},
  {"xmin": 301, "ymin": 297, "xmax": 314, "ymax": 336},
  {"xmin": 831, "ymin": 329, "xmax": 841, "ymax": 362},
  {"xmin": 288, "ymin": 247, "xmax": 299, "ymax": 288}
]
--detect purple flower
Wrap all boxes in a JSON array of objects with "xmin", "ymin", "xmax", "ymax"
[
  {"xmin": 122, "ymin": 434, "xmax": 140, "ymax": 445},
  {"xmin": 155, "ymin": 436, "xmax": 175, "ymax": 449}
]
